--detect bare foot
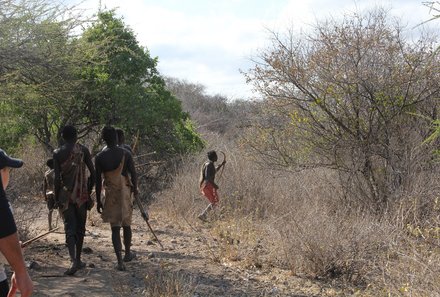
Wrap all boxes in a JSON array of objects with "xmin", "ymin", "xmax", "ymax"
[
  {"xmin": 76, "ymin": 260, "xmax": 86, "ymax": 270},
  {"xmin": 123, "ymin": 251, "xmax": 136, "ymax": 262},
  {"xmin": 64, "ymin": 263, "xmax": 78, "ymax": 276},
  {"xmin": 115, "ymin": 262, "xmax": 126, "ymax": 271}
]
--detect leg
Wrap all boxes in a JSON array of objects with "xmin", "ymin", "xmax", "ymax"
[
  {"xmin": 75, "ymin": 203, "xmax": 87, "ymax": 269},
  {"xmin": 199, "ymin": 182, "xmax": 219, "ymax": 221},
  {"xmin": 48, "ymin": 209, "xmax": 53, "ymax": 230},
  {"xmin": 198, "ymin": 204, "xmax": 213, "ymax": 221},
  {"xmin": 122, "ymin": 226, "xmax": 135, "ymax": 262},
  {"xmin": 47, "ymin": 194, "xmax": 55, "ymax": 230},
  {"xmin": 111, "ymin": 225, "xmax": 125, "ymax": 271},
  {"xmin": 63, "ymin": 203, "xmax": 78, "ymax": 276}
]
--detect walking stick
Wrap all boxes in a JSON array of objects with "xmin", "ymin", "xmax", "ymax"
[
  {"xmin": 22, "ymin": 227, "xmax": 60, "ymax": 248},
  {"xmin": 134, "ymin": 193, "xmax": 164, "ymax": 249}
]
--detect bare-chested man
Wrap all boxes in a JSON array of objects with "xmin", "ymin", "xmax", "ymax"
[
  {"xmin": 198, "ymin": 150, "xmax": 226, "ymax": 221},
  {"xmin": 53, "ymin": 125, "xmax": 95, "ymax": 275},
  {"xmin": 95, "ymin": 126, "xmax": 138, "ymax": 271}
]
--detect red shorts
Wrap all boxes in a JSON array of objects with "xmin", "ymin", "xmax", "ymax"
[{"xmin": 201, "ymin": 182, "xmax": 219, "ymax": 206}]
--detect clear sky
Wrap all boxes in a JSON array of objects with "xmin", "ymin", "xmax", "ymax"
[{"xmin": 73, "ymin": 0, "xmax": 437, "ymax": 99}]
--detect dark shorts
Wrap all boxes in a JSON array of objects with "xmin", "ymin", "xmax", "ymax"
[
  {"xmin": 0, "ymin": 279, "xmax": 8, "ymax": 297},
  {"xmin": 62, "ymin": 202, "xmax": 87, "ymax": 241}
]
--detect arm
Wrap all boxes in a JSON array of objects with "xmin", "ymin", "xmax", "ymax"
[
  {"xmin": 95, "ymin": 157, "xmax": 103, "ymax": 214},
  {"xmin": 215, "ymin": 161, "xmax": 226, "ymax": 172},
  {"xmin": 0, "ymin": 233, "xmax": 33, "ymax": 297},
  {"xmin": 43, "ymin": 175, "xmax": 48, "ymax": 200},
  {"xmin": 53, "ymin": 153, "xmax": 61, "ymax": 204},
  {"xmin": 0, "ymin": 203, "xmax": 32, "ymax": 297},
  {"xmin": 126, "ymin": 152, "xmax": 138, "ymax": 196},
  {"xmin": 83, "ymin": 147, "xmax": 96, "ymax": 193}
]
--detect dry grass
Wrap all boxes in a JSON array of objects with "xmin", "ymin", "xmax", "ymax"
[
  {"xmin": 159, "ymin": 134, "xmax": 440, "ymax": 296},
  {"xmin": 5, "ymin": 144, "xmax": 49, "ymax": 240},
  {"xmin": 142, "ymin": 267, "xmax": 197, "ymax": 297},
  {"xmin": 6, "ymin": 134, "xmax": 440, "ymax": 296}
]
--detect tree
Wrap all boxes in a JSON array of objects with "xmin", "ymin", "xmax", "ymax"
[
  {"xmin": 0, "ymin": 0, "xmax": 85, "ymax": 152},
  {"xmin": 244, "ymin": 9, "xmax": 440, "ymax": 209},
  {"xmin": 0, "ymin": 6, "xmax": 202, "ymax": 155},
  {"xmin": 78, "ymin": 11, "xmax": 203, "ymax": 154}
]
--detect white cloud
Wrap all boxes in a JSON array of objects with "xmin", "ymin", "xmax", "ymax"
[{"xmin": 72, "ymin": 0, "xmax": 438, "ymax": 99}]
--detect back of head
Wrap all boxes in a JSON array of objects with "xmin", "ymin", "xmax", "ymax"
[
  {"xmin": 207, "ymin": 150, "xmax": 217, "ymax": 162},
  {"xmin": 102, "ymin": 126, "xmax": 117, "ymax": 146},
  {"xmin": 46, "ymin": 158, "xmax": 54, "ymax": 169},
  {"xmin": 61, "ymin": 125, "xmax": 77, "ymax": 143},
  {"xmin": 116, "ymin": 128, "xmax": 125, "ymax": 144}
]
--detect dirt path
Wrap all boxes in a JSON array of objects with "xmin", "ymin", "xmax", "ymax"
[{"xmin": 23, "ymin": 205, "xmax": 340, "ymax": 297}]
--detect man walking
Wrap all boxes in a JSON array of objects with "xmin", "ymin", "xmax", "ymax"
[
  {"xmin": 198, "ymin": 150, "xmax": 226, "ymax": 221},
  {"xmin": 53, "ymin": 125, "xmax": 95, "ymax": 275},
  {"xmin": 95, "ymin": 126, "xmax": 138, "ymax": 271}
]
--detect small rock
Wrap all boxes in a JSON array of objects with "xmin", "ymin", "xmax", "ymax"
[
  {"xmin": 88, "ymin": 263, "xmax": 95, "ymax": 268},
  {"xmin": 146, "ymin": 240, "xmax": 154, "ymax": 245},
  {"xmin": 171, "ymin": 240, "xmax": 177, "ymax": 244},
  {"xmin": 27, "ymin": 261, "xmax": 41, "ymax": 270},
  {"xmin": 270, "ymin": 287, "xmax": 279, "ymax": 294},
  {"xmin": 147, "ymin": 253, "xmax": 155, "ymax": 259},
  {"xmin": 82, "ymin": 247, "xmax": 93, "ymax": 254}
]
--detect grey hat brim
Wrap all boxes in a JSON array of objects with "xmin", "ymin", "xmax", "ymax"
[
  {"xmin": 6, "ymin": 157, "xmax": 23, "ymax": 168},
  {"xmin": 0, "ymin": 149, "xmax": 23, "ymax": 169}
]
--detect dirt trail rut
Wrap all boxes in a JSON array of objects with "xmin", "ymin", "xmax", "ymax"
[{"xmin": 24, "ymin": 205, "xmax": 336, "ymax": 297}]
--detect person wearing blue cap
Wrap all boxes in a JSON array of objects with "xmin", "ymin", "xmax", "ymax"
[{"xmin": 0, "ymin": 149, "xmax": 33, "ymax": 297}]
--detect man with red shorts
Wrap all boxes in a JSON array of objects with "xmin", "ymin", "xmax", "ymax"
[{"xmin": 198, "ymin": 150, "xmax": 226, "ymax": 221}]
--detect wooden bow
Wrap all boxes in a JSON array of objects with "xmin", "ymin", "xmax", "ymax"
[{"xmin": 218, "ymin": 151, "xmax": 226, "ymax": 181}]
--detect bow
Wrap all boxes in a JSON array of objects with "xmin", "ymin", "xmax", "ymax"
[
  {"xmin": 218, "ymin": 151, "xmax": 226, "ymax": 181},
  {"xmin": 131, "ymin": 130, "xmax": 140, "ymax": 154}
]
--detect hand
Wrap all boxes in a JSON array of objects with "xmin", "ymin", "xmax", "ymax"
[
  {"xmin": 8, "ymin": 270, "xmax": 33, "ymax": 297},
  {"xmin": 142, "ymin": 211, "xmax": 149, "ymax": 221},
  {"xmin": 87, "ymin": 177, "xmax": 93, "ymax": 192},
  {"xmin": 97, "ymin": 201, "xmax": 103, "ymax": 214}
]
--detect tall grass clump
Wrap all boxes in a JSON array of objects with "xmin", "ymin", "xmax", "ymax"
[
  {"xmin": 159, "ymin": 130, "xmax": 440, "ymax": 295},
  {"xmin": 6, "ymin": 143, "xmax": 49, "ymax": 239},
  {"xmin": 143, "ymin": 268, "xmax": 196, "ymax": 297}
]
